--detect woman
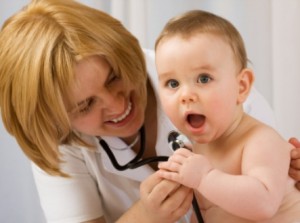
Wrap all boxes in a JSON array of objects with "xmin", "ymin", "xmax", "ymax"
[{"xmin": 0, "ymin": 1, "xmax": 299, "ymax": 222}]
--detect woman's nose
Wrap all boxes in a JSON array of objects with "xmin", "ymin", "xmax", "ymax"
[{"xmin": 99, "ymin": 90, "xmax": 124, "ymax": 113}]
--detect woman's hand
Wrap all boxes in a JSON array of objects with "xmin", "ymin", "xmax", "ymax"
[
  {"xmin": 289, "ymin": 137, "xmax": 300, "ymax": 190},
  {"xmin": 139, "ymin": 171, "xmax": 193, "ymax": 223}
]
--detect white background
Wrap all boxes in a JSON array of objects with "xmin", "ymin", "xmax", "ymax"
[{"xmin": 0, "ymin": 0, "xmax": 299, "ymax": 222}]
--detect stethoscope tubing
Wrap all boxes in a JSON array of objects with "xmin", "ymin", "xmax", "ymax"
[
  {"xmin": 98, "ymin": 126, "xmax": 204, "ymax": 223},
  {"xmin": 99, "ymin": 138, "xmax": 169, "ymax": 169}
]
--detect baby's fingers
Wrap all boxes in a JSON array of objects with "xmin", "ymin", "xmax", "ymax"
[
  {"xmin": 158, "ymin": 169, "xmax": 181, "ymax": 183},
  {"xmin": 174, "ymin": 148, "xmax": 193, "ymax": 157},
  {"xmin": 158, "ymin": 160, "xmax": 181, "ymax": 172}
]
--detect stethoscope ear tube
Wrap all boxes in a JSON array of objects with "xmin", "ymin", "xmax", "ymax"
[
  {"xmin": 98, "ymin": 127, "xmax": 204, "ymax": 222},
  {"xmin": 99, "ymin": 139, "xmax": 131, "ymax": 170},
  {"xmin": 99, "ymin": 126, "xmax": 143, "ymax": 170},
  {"xmin": 99, "ymin": 126, "xmax": 169, "ymax": 170}
]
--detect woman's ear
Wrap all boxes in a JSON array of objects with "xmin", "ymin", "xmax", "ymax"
[{"xmin": 237, "ymin": 68, "xmax": 254, "ymax": 104}]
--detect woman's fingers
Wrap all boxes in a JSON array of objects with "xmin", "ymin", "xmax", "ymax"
[
  {"xmin": 288, "ymin": 138, "xmax": 300, "ymax": 190},
  {"xmin": 289, "ymin": 137, "xmax": 300, "ymax": 148},
  {"xmin": 289, "ymin": 137, "xmax": 300, "ymax": 177},
  {"xmin": 140, "ymin": 172, "xmax": 180, "ymax": 206},
  {"xmin": 162, "ymin": 184, "xmax": 193, "ymax": 218},
  {"xmin": 147, "ymin": 174, "xmax": 181, "ymax": 202},
  {"xmin": 139, "ymin": 172, "xmax": 192, "ymax": 222}
]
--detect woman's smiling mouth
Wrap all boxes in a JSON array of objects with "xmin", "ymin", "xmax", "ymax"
[{"xmin": 111, "ymin": 102, "xmax": 132, "ymax": 123}]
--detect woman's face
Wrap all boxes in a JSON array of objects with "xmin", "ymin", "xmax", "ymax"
[{"xmin": 67, "ymin": 55, "xmax": 145, "ymax": 138}]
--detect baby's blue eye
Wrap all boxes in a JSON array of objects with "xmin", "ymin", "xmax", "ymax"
[
  {"xmin": 167, "ymin": 79, "xmax": 179, "ymax": 88},
  {"xmin": 198, "ymin": 74, "xmax": 211, "ymax": 84}
]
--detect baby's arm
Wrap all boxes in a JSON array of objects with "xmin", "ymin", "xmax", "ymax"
[
  {"xmin": 204, "ymin": 129, "xmax": 291, "ymax": 220},
  {"xmin": 158, "ymin": 128, "xmax": 291, "ymax": 221}
]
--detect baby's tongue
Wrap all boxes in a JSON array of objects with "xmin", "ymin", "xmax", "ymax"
[{"xmin": 187, "ymin": 114, "xmax": 205, "ymax": 128}]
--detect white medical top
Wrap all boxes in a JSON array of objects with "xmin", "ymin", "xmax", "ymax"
[{"xmin": 32, "ymin": 49, "xmax": 276, "ymax": 223}]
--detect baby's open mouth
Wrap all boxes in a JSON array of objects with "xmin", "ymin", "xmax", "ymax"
[{"xmin": 187, "ymin": 114, "xmax": 205, "ymax": 128}]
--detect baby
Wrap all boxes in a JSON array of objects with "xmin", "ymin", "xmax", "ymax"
[{"xmin": 155, "ymin": 10, "xmax": 300, "ymax": 223}]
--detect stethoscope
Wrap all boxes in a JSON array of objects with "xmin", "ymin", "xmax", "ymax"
[{"xmin": 98, "ymin": 126, "xmax": 204, "ymax": 223}]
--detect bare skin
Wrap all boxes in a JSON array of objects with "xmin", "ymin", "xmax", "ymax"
[
  {"xmin": 156, "ymin": 33, "xmax": 300, "ymax": 222},
  {"xmin": 70, "ymin": 56, "xmax": 193, "ymax": 222},
  {"xmin": 290, "ymin": 138, "xmax": 300, "ymax": 190}
]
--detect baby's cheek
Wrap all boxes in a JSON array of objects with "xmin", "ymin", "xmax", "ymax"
[
  {"xmin": 161, "ymin": 99, "xmax": 174, "ymax": 116},
  {"xmin": 167, "ymin": 111, "xmax": 181, "ymax": 129}
]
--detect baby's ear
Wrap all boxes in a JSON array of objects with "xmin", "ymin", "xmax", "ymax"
[{"xmin": 237, "ymin": 68, "xmax": 254, "ymax": 104}]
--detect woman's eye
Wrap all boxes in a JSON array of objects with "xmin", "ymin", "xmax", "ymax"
[
  {"xmin": 79, "ymin": 98, "xmax": 95, "ymax": 114},
  {"xmin": 107, "ymin": 70, "xmax": 120, "ymax": 85},
  {"xmin": 167, "ymin": 79, "xmax": 179, "ymax": 88},
  {"xmin": 198, "ymin": 74, "xmax": 212, "ymax": 84}
]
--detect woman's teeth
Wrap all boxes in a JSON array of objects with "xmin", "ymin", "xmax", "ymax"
[{"xmin": 111, "ymin": 102, "xmax": 132, "ymax": 123}]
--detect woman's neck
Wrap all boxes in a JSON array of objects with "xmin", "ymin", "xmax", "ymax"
[
  {"xmin": 137, "ymin": 79, "xmax": 158, "ymax": 169},
  {"xmin": 144, "ymin": 79, "xmax": 157, "ymax": 135}
]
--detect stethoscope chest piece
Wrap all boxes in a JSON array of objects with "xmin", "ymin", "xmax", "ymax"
[{"xmin": 168, "ymin": 131, "xmax": 188, "ymax": 151}]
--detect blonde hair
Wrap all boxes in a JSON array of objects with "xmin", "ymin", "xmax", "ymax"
[
  {"xmin": 0, "ymin": 0, "xmax": 147, "ymax": 176},
  {"xmin": 155, "ymin": 10, "xmax": 247, "ymax": 69}
]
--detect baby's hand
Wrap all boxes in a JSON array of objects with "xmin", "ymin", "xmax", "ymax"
[{"xmin": 158, "ymin": 148, "xmax": 213, "ymax": 189}]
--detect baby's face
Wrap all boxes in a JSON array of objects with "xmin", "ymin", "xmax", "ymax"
[{"xmin": 155, "ymin": 33, "xmax": 242, "ymax": 143}]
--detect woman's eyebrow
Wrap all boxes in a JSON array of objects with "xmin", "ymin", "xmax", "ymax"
[
  {"xmin": 68, "ymin": 98, "xmax": 89, "ymax": 114},
  {"xmin": 77, "ymin": 99, "xmax": 89, "ymax": 106}
]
